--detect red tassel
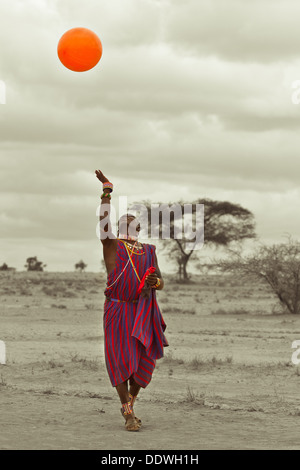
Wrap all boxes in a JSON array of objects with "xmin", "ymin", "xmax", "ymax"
[{"xmin": 137, "ymin": 266, "xmax": 156, "ymax": 294}]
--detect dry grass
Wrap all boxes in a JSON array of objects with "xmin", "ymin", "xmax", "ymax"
[
  {"xmin": 211, "ymin": 307, "xmax": 254, "ymax": 315},
  {"xmin": 69, "ymin": 354, "xmax": 100, "ymax": 371},
  {"xmin": 163, "ymin": 306, "xmax": 196, "ymax": 315},
  {"xmin": 163, "ymin": 353, "xmax": 233, "ymax": 369},
  {"xmin": 185, "ymin": 386, "xmax": 205, "ymax": 404},
  {"xmin": 0, "ymin": 374, "xmax": 7, "ymax": 387}
]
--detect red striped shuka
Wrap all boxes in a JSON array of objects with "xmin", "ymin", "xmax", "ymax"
[{"xmin": 103, "ymin": 239, "xmax": 168, "ymax": 388}]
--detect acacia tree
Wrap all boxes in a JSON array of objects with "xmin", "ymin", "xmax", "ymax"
[
  {"xmin": 131, "ymin": 198, "xmax": 256, "ymax": 281},
  {"xmin": 218, "ymin": 238, "xmax": 300, "ymax": 314},
  {"xmin": 75, "ymin": 260, "xmax": 87, "ymax": 272},
  {"xmin": 25, "ymin": 257, "xmax": 46, "ymax": 272}
]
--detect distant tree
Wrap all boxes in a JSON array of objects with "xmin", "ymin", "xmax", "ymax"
[
  {"xmin": 130, "ymin": 198, "xmax": 256, "ymax": 282},
  {"xmin": 75, "ymin": 260, "xmax": 87, "ymax": 272},
  {"xmin": 0, "ymin": 263, "xmax": 16, "ymax": 272},
  {"xmin": 218, "ymin": 238, "xmax": 300, "ymax": 315},
  {"xmin": 25, "ymin": 257, "xmax": 46, "ymax": 272}
]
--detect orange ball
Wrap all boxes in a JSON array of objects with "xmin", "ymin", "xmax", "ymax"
[{"xmin": 57, "ymin": 27, "xmax": 103, "ymax": 72}]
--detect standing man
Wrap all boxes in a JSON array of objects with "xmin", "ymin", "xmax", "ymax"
[{"xmin": 96, "ymin": 170, "xmax": 168, "ymax": 432}]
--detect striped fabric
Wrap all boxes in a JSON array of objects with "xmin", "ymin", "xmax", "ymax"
[{"xmin": 103, "ymin": 240, "xmax": 168, "ymax": 388}]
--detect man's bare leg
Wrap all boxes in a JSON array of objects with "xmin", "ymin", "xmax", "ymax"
[
  {"xmin": 116, "ymin": 381, "xmax": 130, "ymax": 404},
  {"xmin": 128, "ymin": 377, "xmax": 142, "ymax": 424},
  {"xmin": 129, "ymin": 377, "xmax": 141, "ymax": 398},
  {"xmin": 116, "ymin": 381, "xmax": 140, "ymax": 431}
]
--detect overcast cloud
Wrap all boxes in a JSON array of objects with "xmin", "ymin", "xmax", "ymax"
[{"xmin": 1, "ymin": 0, "xmax": 300, "ymax": 271}]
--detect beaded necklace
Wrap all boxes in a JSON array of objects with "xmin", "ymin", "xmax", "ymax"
[{"xmin": 118, "ymin": 239, "xmax": 145, "ymax": 255}]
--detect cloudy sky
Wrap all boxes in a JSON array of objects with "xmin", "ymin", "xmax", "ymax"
[{"xmin": 1, "ymin": 0, "xmax": 300, "ymax": 272}]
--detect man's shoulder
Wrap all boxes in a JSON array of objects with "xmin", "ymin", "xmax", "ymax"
[{"xmin": 142, "ymin": 242, "xmax": 156, "ymax": 250}]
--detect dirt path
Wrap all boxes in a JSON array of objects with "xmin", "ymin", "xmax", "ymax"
[{"xmin": 0, "ymin": 387, "xmax": 298, "ymax": 450}]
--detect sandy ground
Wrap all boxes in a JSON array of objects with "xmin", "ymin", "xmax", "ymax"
[{"xmin": 0, "ymin": 271, "xmax": 299, "ymax": 450}]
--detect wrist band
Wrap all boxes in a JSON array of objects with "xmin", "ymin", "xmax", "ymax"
[
  {"xmin": 101, "ymin": 192, "xmax": 111, "ymax": 199},
  {"xmin": 153, "ymin": 278, "xmax": 161, "ymax": 289},
  {"xmin": 103, "ymin": 182, "xmax": 113, "ymax": 193}
]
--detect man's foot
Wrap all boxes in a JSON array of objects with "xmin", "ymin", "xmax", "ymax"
[
  {"xmin": 124, "ymin": 412, "xmax": 141, "ymax": 432},
  {"xmin": 120, "ymin": 408, "xmax": 142, "ymax": 426}
]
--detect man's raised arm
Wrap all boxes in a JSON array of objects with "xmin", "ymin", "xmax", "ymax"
[{"xmin": 95, "ymin": 169, "xmax": 115, "ymax": 245}]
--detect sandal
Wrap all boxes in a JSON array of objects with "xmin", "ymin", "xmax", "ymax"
[
  {"xmin": 120, "ymin": 408, "xmax": 142, "ymax": 426},
  {"xmin": 124, "ymin": 413, "xmax": 141, "ymax": 432}
]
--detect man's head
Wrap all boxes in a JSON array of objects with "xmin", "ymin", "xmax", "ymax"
[{"xmin": 117, "ymin": 213, "xmax": 141, "ymax": 238}]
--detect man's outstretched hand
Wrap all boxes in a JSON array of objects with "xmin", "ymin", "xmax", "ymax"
[{"xmin": 95, "ymin": 170, "xmax": 110, "ymax": 184}]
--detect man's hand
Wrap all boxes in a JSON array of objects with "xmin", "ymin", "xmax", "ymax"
[
  {"xmin": 145, "ymin": 273, "xmax": 158, "ymax": 286},
  {"xmin": 95, "ymin": 170, "xmax": 110, "ymax": 184}
]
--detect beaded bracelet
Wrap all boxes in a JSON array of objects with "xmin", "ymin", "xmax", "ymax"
[
  {"xmin": 103, "ymin": 182, "xmax": 113, "ymax": 193},
  {"xmin": 153, "ymin": 278, "xmax": 161, "ymax": 289},
  {"xmin": 101, "ymin": 192, "xmax": 111, "ymax": 199}
]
